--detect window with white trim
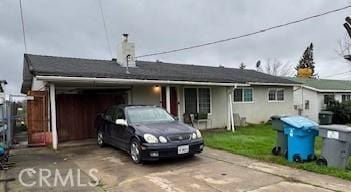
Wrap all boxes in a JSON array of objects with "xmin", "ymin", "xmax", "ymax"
[
  {"xmin": 342, "ymin": 95, "xmax": 351, "ymax": 102},
  {"xmin": 324, "ymin": 95, "xmax": 335, "ymax": 104},
  {"xmin": 184, "ymin": 88, "xmax": 211, "ymax": 114},
  {"xmin": 234, "ymin": 88, "xmax": 253, "ymax": 102},
  {"xmin": 268, "ymin": 89, "xmax": 284, "ymax": 101}
]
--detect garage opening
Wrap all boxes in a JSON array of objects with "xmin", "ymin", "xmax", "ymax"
[{"xmin": 56, "ymin": 89, "xmax": 128, "ymax": 142}]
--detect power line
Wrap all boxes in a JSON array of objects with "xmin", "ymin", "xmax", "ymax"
[
  {"xmin": 97, "ymin": 0, "xmax": 113, "ymax": 58},
  {"xmin": 19, "ymin": 0, "xmax": 27, "ymax": 52},
  {"xmin": 323, "ymin": 70, "xmax": 351, "ymax": 78},
  {"xmin": 136, "ymin": 5, "xmax": 351, "ymax": 58}
]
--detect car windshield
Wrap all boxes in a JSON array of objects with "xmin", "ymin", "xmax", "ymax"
[{"xmin": 127, "ymin": 107, "xmax": 175, "ymax": 124}]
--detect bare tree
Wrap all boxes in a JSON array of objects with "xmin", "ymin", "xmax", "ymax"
[
  {"xmin": 336, "ymin": 33, "xmax": 351, "ymax": 59},
  {"xmin": 239, "ymin": 62, "xmax": 246, "ymax": 69},
  {"xmin": 262, "ymin": 59, "xmax": 294, "ymax": 77}
]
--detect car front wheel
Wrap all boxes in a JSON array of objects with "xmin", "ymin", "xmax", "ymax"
[
  {"xmin": 97, "ymin": 130, "xmax": 105, "ymax": 147},
  {"xmin": 130, "ymin": 139, "xmax": 142, "ymax": 164}
]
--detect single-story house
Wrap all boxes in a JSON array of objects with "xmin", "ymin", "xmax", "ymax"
[
  {"xmin": 21, "ymin": 36, "xmax": 298, "ymax": 149},
  {"xmin": 287, "ymin": 77, "xmax": 351, "ymax": 122}
]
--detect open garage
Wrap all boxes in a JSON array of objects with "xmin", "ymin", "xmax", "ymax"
[{"xmin": 55, "ymin": 89, "xmax": 128, "ymax": 142}]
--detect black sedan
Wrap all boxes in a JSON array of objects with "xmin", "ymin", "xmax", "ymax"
[{"xmin": 96, "ymin": 105, "xmax": 204, "ymax": 163}]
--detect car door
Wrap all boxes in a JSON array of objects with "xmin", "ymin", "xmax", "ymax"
[
  {"xmin": 114, "ymin": 108, "xmax": 127, "ymax": 149},
  {"xmin": 101, "ymin": 106, "xmax": 114, "ymax": 144},
  {"xmin": 104, "ymin": 106, "xmax": 118, "ymax": 145},
  {"xmin": 116, "ymin": 108, "xmax": 131, "ymax": 150}
]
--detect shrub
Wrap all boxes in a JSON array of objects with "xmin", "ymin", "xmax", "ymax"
[{"xmin": 326, "ymin": 100, "xmax": 351, "ymax": 124}]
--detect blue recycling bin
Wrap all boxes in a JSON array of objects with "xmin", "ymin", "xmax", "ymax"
[{"xmin": 281, "ymin": 116, "xmax": 319, "ymax": 162}]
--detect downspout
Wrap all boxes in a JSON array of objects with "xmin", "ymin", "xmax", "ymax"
[{"xmin": 230, "ymin": 85, "xmax": 237, "ymax": 132}]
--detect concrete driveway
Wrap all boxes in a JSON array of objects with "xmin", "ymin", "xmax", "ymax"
[{"xmin": 3, "ymin": 143, "xmax": 351, "ymax": 192}]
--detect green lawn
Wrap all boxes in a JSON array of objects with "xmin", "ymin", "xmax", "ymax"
[{"xmin": 203, "ymin": 124, "xmax": 351, "ymax": 181}]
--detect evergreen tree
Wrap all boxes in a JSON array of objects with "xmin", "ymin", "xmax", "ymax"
[{"xmin": 296, "ymin": 43, "xmax": 316, "ymax": 77}]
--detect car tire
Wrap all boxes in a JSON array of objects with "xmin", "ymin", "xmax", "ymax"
[
  {"xmin": 130, "ymin": 139, "xmax": 142, "ymax": 164},
  {"xmin": 97, "ymin": 130, "xmax": 105, "ymax": 147}
]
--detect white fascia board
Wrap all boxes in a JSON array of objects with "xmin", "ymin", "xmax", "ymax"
[
  {"xmin": 248, "ymin": 82, "xmax": 300, "ymax": 87},
  {"xmin": 36, "ymin": 75, "xmax": 249, "ymax": 87},
  {"xmin": 302, "ymin": 85, "xmax": 351, "ymax": 93}
]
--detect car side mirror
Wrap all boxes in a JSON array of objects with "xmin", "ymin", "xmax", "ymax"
[{"xmin": 115, "ymin": 119, "xmax": 128, "ymax": 126}]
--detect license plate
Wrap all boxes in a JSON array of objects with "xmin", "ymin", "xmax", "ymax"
[{"xmin": 178, "ymin": 145, "xmax": 189, "ymax": 154}]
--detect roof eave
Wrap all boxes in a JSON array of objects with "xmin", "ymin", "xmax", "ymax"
[
  {"xmin": 36, "ymin": 75, "xmax": 249, "ymax": 87},
  {"xmin": 248, "ymin": 82, "xmax": 301, "ymax": 87},
  {"xmin": 302, "ymin": 85, "xmax": 351, "ymax": 93}
]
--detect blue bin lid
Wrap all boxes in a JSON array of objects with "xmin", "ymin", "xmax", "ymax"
[{"xmin": 281, "ymin": 116, "xmax": 318, "ymax": 129}]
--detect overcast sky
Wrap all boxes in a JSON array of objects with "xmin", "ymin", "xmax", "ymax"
[{"xmin": 1, "ymin": 0, "xmax": 351, "ymax": 94}]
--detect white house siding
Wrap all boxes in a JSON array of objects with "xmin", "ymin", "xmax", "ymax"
[
  {"xmin": 178, "ymin": 86, "xmax": 228, "ymax": 129},
  {"xmin": 233, "ymin": 85, "xmax": 294, "ymax": 124},
  {"xmin": 31, "ymin": 77, "xmax": 47, "ymax": 91},
  {"xmin": 293, "ymin": 87, "xmax": 320, "ymax": 122},
  {"xmin": 130, "ymin": 85, "xmax": 228, "ymax": 129},
  {"xmin": 131, "ymin": 85, "xmax": 160, "ymax": 106},
  {"xmin": 294, "ymin": 87, "xmax": 351, "ymax": 122}
]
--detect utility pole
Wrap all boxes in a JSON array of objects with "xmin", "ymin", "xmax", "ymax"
[{"xmin": 343, "ymin": 16, "xmax": 351, "ymax": 61}]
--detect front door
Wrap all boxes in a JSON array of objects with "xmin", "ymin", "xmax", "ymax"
[{"xmin": 161, "ymin": 87, "xmax": 178, "ymax": 117}]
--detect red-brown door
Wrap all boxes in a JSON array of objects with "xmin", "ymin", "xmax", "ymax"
[
  {"xmin": 27, "ymin": 91, "xmax": 50, "ymax": 145},
  {"xmin": 161, "ymin": 87, "xmax": 178, "ymax": 117}
]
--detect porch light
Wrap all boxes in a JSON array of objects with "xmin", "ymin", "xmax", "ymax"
[{"xmin": 153, "ymin": 85, "xmax": 160, "ymax": 93}]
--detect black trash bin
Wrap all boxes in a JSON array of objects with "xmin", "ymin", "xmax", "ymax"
[{"xmin": 319, "ymin": 111, "xmax": 333, "ymax": 125}]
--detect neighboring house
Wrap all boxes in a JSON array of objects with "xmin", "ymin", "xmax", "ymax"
[
  {"xmin": 287, "ymin": 77, "xmax": 351, "ymax": 122},
  {"xmin": 21, "ymin": 36, "xmax": 298, "ymax": 149}
]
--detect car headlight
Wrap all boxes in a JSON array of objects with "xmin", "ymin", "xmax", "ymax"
[
  {"xmin": 159, "ymin": 136, "xmax": 168, "ymax": 143},
  {"xmin": 192, "ymin": 133, "xmax": 197, "ymax": 139},
  {"xmin": 144, "ymin": 134, "xmax": 159, "ymax": 143},
  {"xmin": 196, "ymin": 130, "xmax": 202, "ymax": 138}
]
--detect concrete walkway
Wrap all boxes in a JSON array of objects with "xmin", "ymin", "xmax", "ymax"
[{"xmin": 2, "ymin": 144, "xmax": 351, "ymax": 192}]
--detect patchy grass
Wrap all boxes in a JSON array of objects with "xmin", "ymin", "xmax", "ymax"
[{"xmin": 203, "ymin": 124, "xmax": 351, "ymax": 181}]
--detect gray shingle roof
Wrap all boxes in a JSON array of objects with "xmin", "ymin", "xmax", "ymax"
[{"xmin": 21, "ymin": 54, "xmax": 298, "ymax": 93}]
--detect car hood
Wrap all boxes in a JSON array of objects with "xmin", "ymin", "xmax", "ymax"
[{"xmin": 131, "ymin": 121, "xmax": 195, "ymax": 136}]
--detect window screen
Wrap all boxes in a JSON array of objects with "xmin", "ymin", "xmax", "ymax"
[
  {"xmin": 198, "ymin": 88, "xmax": 211, "ymax": 113},
  {"xmin": 268, "ymin": 90, "xmax": 276, "ymax": 101},
  {"xmin": 184, "ymin": 88, "xmax": 197, "ymax": 113},
  {"xmin": 234, "ymin": 89, "xmax": 243, "ymax": 102},
  {"xmin": 277, "ymin": 89, "xmax": 284, "ymax": 101},
  {"xmin": 243, "ymin": 89, "xmax": 253, "ymax": 102}
]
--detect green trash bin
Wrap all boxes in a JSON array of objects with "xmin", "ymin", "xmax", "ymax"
[{"xmin": 319, "ymin": 111, "xmax": 333, "ymax": 125}]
